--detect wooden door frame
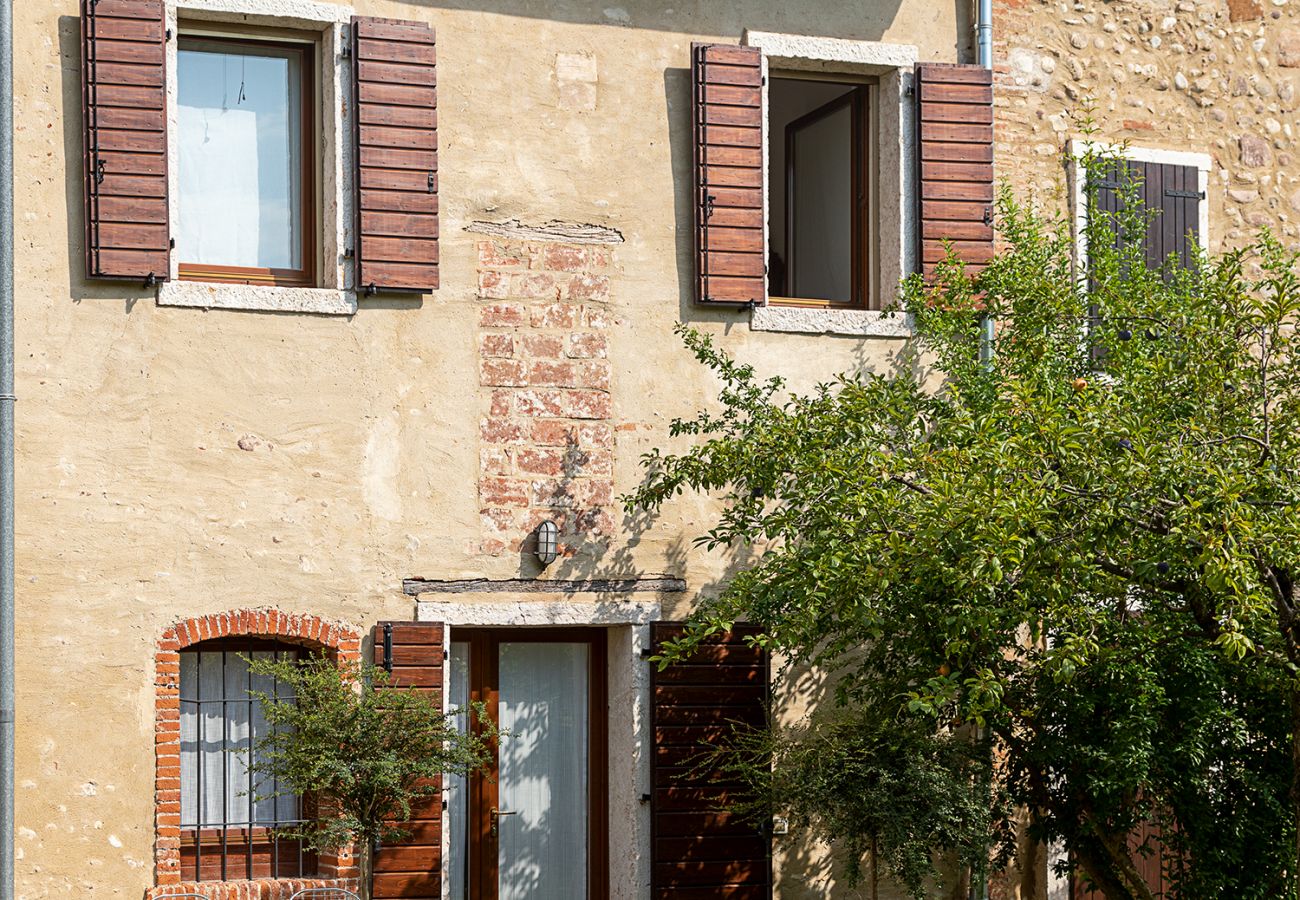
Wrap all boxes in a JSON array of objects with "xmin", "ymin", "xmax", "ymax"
[{"xmin": 456, "ymin": 627, "xmax": 610, "ymax": 900}]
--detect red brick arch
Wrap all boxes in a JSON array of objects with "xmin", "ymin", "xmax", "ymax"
[{"xmin": 150, "ymin": 610, "xmax": 363, "ymax": 899}]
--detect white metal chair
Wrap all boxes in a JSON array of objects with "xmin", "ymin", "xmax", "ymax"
[{"xmin": 288, "ymin": 890, "xmax": 362, "ymax": 900}]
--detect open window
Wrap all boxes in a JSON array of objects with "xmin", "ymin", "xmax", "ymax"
[{"xmin": 768, "ymin": 76, "xmax": 872, "ymax": 308}]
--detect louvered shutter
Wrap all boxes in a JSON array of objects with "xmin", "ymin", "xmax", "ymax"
[
  {"xmin": 352, "ymin": 17, "xmax": 438, "ymax": 295},
  {"xmin": 692, "ymin": 43, "xmax": 765, "ymax": 306},
  {"xmin": 1093, "ymin": 160, "xmax": 1201, "ymax": 272},
  {"xmin": 81, "ymin": 0, "xmax": 169, "ymax": 283},
  {"xmin": 372, "ymin": 621, "xmax": 445, "ymax": 900},
  {"xmin": 650, "ymin": 622, "xmax": 771, "ymax": 899},
  {"xmin": 915, "ymin": 63, "xmax": 995, "ymax": 276}
]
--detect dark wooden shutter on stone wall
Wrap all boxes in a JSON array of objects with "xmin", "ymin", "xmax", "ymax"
[
  {"xmin": 915, "ymin": 63, "xmax": 995, "ymax": 277},
  {"xmin": 372, "ymin": 621, "xmax": 445, "ymax": 900},
  {"xmin": 352, "ymin": 17, "xmax": 439, "ymax": 295},
  {"xmin": 81, "ymin": 0, "xmax": 169, "ymax": 283},
  {"xmin": 1093, "ymin": 160, "xmax": 1201, "ymax": 271},
  {"xmin": 692, "ymin": 43, "xmax": 765, "ymax": 306},
  {"xmin": 650, "ymin": 622, "xmax": 771, "ymax": 899}
]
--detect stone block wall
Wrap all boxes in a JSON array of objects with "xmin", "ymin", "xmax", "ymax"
[
  {"xmin": 474, "ymin": 236, "xmax": 619, "ymax": 558},
  {"xmin": 995, "ymin": 0, "xmax": 1300, "ymax": 253}
]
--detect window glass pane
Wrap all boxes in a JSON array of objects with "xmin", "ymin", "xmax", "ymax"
[
  {"xmin": 790, "ymin": 101, "xmax": 854, "ymax": 303},
  {"xmin": 497, "ymin": 641, "xmax": 589, "ymax": 900},
  {"xmin": 177, "ymin": 41, "xmax": 304, "ymax": 270}
]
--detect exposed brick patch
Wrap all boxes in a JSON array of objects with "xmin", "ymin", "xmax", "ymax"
[
  {"xmin": 151, "ymin": 611, "xmax": 362, "ymax": 894},
  {"xmin": 475, "ymin": 238, "xmax": 617, "ymax": 556}
]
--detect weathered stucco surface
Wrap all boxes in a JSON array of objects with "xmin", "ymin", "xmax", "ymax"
[{"xmin": 12, "ymin": 0, "xmax": 969, "ymax": 896}]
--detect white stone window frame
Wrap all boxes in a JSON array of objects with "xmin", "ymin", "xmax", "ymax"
[
  {"xmin": 157, "ymin": 0, "xmax": 358, "ymax": 316},
  {"xmin": 1069, "ymin": 139, "xmax": 1212, "ymax": 269},
  {"xmin": 743, "ymin": 31, "xmax": 918, "ymax": 339},
  {"xmin": 416, "ymin": 598, "xmax": 661, "ymax": 900}
]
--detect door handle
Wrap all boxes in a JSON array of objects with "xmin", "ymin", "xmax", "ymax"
[{"xmin": 490, "ymin": 807, "xmax": 518, "ymax": 837}]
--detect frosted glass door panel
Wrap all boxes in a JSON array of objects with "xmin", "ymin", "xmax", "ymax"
[
  {"xmin": 446, "ymin": 641, "xmax": 471, "ymax": 900},
  {"xmin": 497, "ymin": 642, "xmax": 590, "ymax": 900}
]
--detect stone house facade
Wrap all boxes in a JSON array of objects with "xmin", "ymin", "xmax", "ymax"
[{"xmin": 9, "ymin": 0, "xmax": 1280, "ymax": 898}]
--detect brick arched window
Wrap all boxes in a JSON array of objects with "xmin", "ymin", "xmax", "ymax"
[{"xmin": 150, "ymin": 611, "xmax": 362, "ymax": 899}]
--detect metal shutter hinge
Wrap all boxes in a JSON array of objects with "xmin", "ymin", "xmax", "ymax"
[
  {"xmin": 705, "ymin": 194, "xmax": 716, "ymax": 219},
  {"xmin": 983, "ymin": 206, "xmax": 993, "ymax": 226},
  {"xmin": 169, "ymin": 238, "xmax": 175, "ymax": 249},
  {"xmin": 341, "ymin": 45, "xmax": 352, "ymax": 59},
  {"xmin": 142, "ymin": 272, "xmax": 157, "ymax": 289},
  {"xmin": 94, "ymin": 158, "xmax": 105, "ymax": 185},
  {"xmin": 428, "ymin": 172, "xmax": 436, "ymax": 193},
  {"xmin": 165, "ymin": 28, "xmax": 173, "ymax": 41},
  {"xmin": 1165, "ymin": 189, "xmax": 1205, "ymax": 200}
]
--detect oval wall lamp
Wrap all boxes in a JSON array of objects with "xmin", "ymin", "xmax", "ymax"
[{"xmin": 535, "ymin": 520, "xmax": 559, "ymax": 566}]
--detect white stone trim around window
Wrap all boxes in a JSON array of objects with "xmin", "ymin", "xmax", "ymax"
[
  {"xmin": 743, "ymin": 30, "xmax": 918, "ymax": 329},
  {"xmin": 749, "ymin": 305, "xmax": 913, "ymax": 338},
  {"xmin": 417, "ymin": 599, "xmax": 660, "ymax": 900},
  {"xmin": 1068, "ymin": 138, "xmax": 1213, "ymax": 268},
  {"xmin": 161, "ymin": 0, "xmax": 357, "ymax": 314}
]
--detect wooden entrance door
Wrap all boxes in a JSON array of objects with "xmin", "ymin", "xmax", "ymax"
[{"xmin": 448, "ymin": 628, "xmax": 608, "ymax": 900}]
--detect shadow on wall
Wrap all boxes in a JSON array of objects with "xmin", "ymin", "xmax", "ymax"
[
  {"xmin": 58, "ymin": 15, "xmax": 156, "ymax": 311},
  {"xmin": 396, "ymin": 0, "xmax": 924, "ymax": 39}
]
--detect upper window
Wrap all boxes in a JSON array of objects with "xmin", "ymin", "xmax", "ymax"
[
  {"xmin": 179, "ymin": 638, "xmax": 314, "ymax": 881},
  {"xmin": 768, "ymin": 75, "xmax": 872, "ymax": 309},
  {"xmin": 176, "ymin": 36, "xmax": 315, "ymax": 287}
]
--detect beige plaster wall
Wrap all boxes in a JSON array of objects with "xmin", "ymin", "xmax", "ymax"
[
  {"xmin": 995, "ymin": 0, "xmax": 1300, "ymax": 257},
  {"xmin": 11, "ymin": 0, "xmax": 970, "ymax": 895}
]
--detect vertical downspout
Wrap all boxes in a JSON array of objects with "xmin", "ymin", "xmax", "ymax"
[
  {"xmin": 976, "ymin": 0, "xmax": 995, "ymax": 367},
  {"xmin": 0, "ymin": 0, "xmax": 14, "ymax": 893},
  {"xmin": 971, "ymin": 10, "xmax": 994, "ymax": 897}
]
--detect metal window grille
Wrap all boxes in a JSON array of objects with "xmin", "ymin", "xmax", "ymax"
[{"xmin": 178, "ymin": 638, "xmax": 316, "ymax": 881}]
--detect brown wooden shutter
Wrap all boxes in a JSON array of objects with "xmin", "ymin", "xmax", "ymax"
[
  {"xmin": 692, "ymin": 43, "xmax": 765, "ymax": 306},
  {"xmin": 352, "ymin": 17, "xmax": 438, "ymax": 295},
  {"xmin": 916, "ymin": 63, "xmax": 995, "ymax": 277},
  {"xmin": 81, "ymin": 0, "xmax": 169, "ymax": 283},
  {"xmin": 372, "ymin": 621, "xmax": 445, "ymax": 900},
  {"xmin": 1094, "ymin": 160, "xmax": 1201, "ymax": 272},
  {"xmin": 650, "ymin": 622, "xmax": 771, "ymax": 899}
]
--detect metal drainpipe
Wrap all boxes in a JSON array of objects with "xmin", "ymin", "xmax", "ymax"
[
  {"xmin": 0, "ymin": 0, "xmax": 14, "ymax": 893},
  {"xmin": 972, "ymin": 5, "xmax": 995, "ymax": 896},
  {"xmin": 976, "ymin": 0, "xmax": 995, "ymax": 366}
]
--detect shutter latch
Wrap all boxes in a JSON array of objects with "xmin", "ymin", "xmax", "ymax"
[
  {"xmin": 983, "ymin": 206, "xmax": 993, "ymax": 226},
  {"xmin": 427, "ymin": 172, "xmax": 436, "ymax": 193},
  {"xmin": 94, "ymin": 158, "xmax": 105, "ymax": 185},
  {"xmin": 142, "ymin": 272, "xmax": 157, "ymax": 289},
  {"xmin": 382, "ymin": 623, "xmax": 393, "ymax": 673}
]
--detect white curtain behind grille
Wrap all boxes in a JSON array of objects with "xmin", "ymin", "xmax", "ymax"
[{"xmin": 179, "ymin": 650, "xmax": 299, "ymax": 829}]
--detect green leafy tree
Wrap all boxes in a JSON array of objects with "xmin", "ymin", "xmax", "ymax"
[
  {"xmin": 628, "ymin": 150, "xmax": 1300, "ymax": 899},
  {"xmin": 245, "ymin": 653, "xmax": 491, "ymax": 900}
]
